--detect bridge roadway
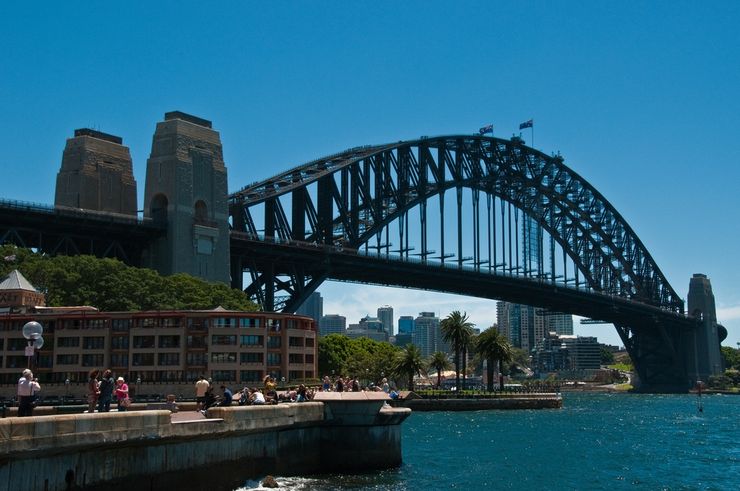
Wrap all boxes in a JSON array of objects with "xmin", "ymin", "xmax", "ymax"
[
  {"xmin": 0, "ymin": 199, "xmax": 163, "ymax": 265},
  {"xmin": 230, "ymin": 233, "xmax": 698, "ymax": 331}
]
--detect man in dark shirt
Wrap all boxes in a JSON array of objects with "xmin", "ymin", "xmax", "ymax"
[{"xmin": 219, "ymin": 385, "xmax": 233, "ymax": 406}]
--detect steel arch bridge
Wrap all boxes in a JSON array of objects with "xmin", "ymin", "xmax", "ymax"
[{"xmin": 229, "ymin": 135, "xmax": 701, "ymax": 391}]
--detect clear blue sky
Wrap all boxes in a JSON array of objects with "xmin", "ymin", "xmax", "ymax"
[{"xmin": 2, "ymin": 2, "xmax": 739, "ymax": 348}]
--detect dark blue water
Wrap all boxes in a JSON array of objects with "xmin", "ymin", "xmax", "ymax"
[{"xmin": 241, "ymin": 393, "xmax": 740, "ymax": 490}]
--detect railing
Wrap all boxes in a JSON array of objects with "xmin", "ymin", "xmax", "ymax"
[{"xmin": 0, "ymin": 198, "xmax": 161, "ymax": 228}]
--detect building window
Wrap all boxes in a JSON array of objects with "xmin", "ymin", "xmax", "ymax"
[
  {"xmin": 111, "ymin": 354, "xmax": 129, "ymax": 367},
  {"xmin": 267, "ymin": 336, "xmax": 282, "ymax": 349},
  {"xmin": 266, "ymin": 353, "xmax": 282, "ymax": 366},
  {"xmin": 56, "ymin": 354, "xmax": 79, "ymax": 365},
  {"xmin": 240, "ymin": 370, "xmax": 263, "ymax": 382},
  {"xmin": 158, "ymin": 353, "xmax": 180, "ymax": 366},
  {"xmin": 240, "ymin": 335, "xmax": 264, "ymax": 347},
  {"xmin": 161, "ymin": 317, "xmax": 181, "ymax": 328},
  {"xmin": 212, "ymin": 335, "xmax": 237, "ymax": 346},
  {"xmin": 133, "ymin": 336, "xmax": 155, "ymax": 349},
  {"xmin": 213, "ymin": 318, "xmax": 237, "ymax": 328},
  {"xmin": 305, "ymin": 337, "xmax": 315, "ymax": 347},
  {"xmin": 240, "ymin": 352, "xmax": 263, "ymax": 364},
  {"xmin": 6, "ymin": 355, "xmax": 27, "ymax": 368},
  {"xmin": 288, "ymin": 353, "xmax": 303, "ymax": 364},
  {"xmin": 132, "ymin": 353, "xmax": 155, "ymax": 366},
  {"xmin": 187, "ymin": 318, "xmax": 208, "ymax": 330},
  {"xmin": 84, "ymin": 319, "xmax": 105, "ymax": 329},
  {"xmin": 289, "ymin": 370, "xmax": 302, "ymax": 381},
  {"xmin": 186, "ymin": 353, "xmax": 207, "ymax": 366},
  {"xmin": 306, "ymin": 354, "xmax": 314, "ymax": 364},
  {"xmin": 111, "ymin": 336, "xmax": 129, "ymax": 349},
  {"xmin": 7, "ymin": 338, "xmax": 28, "ymax": 351},
  {"xmin": 111, "ymin": 319, "xmax": 131, "ymax": 331},
  {"xmin": 158, "ymin": 335, "xmax": 181, "ymax": 348},
  {"xmin": 186, "ymin": 336, "xmax": 207, "ymax": 349},
  {"xmin": 289, "ymin": 337, "xmax": 304, "ymax": 347},
  {"xmin": 211, "ymin": 370, "xmax": 235, "ymax": 382},
  {"xmin": 57, "ymin": 337, "xmax": 80, "ymax": 348},
  {"xmin": 82, "ymin": 354, "xmax": 105, "ymax": 367},
  {"xmin": 211, "ymin": 352, "xmax": 237, "ymax": 364},
  {"xmin": 83, "ymin": 336, "xmax": 105, "ymax": 349},
  {"xmin": 239, "ymin": 318, "xmax": 261, "ymax": 328}
]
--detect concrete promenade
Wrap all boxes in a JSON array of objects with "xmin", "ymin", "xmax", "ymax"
[{"xmin": 0, "ymin": 393, "xmax": 410, "ymax": 490}]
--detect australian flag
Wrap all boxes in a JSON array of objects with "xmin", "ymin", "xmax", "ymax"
[
  {"xmin": 519, "ymin": 119, "xmax": 533, "ymax": 130},
  {"xmin": 479, "ymin": 124, "xmax": 493, "ymax": 135}
]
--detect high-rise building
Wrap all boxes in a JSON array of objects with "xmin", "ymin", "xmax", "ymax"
[
  {"xmin": 532, "ymin": 332, "xmax": 600, "ymax": 375},
  {"xmin": 319, "ymin": 314, "xmax": 346, "ymax": 337},
  {"xmin": 398, "ymin": 315, "xmax": 414, "ymax": 335},
  {"xmin": 413, "ymin": 312, "xmax": 441, "ymax": 358},
  {"xmin": 346, "ymin": 316, "xmax": 388, "ymax": 342},
  {"xmin": 496, "ymin": 300, "xmax": 572, "ymax": 351},
  {"xmin": 377, "ymin": 305, "xmax": 394, "ymax": 336},
  {"xmin": 296, "ymin": 292, "xmax": 323, "ymax": 325}
]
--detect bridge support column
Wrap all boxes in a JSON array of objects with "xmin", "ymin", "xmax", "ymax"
[{"xmin": 685, "ymin": 274, "xmax": 723, "ymax": 383}]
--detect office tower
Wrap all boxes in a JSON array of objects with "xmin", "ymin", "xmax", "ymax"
[
  {"xmin": 398, "ymin": 316, "xmax": 414, "ymax": 335},
  {"xmin": 319, "ymin": 314, "xmax": 346, "ymax": 337},
  {"xmin": 413, "ymin": 312, "xmax": 441, "ymax": 358},
  {"xmin": 377, "ymin": 305, "xmax": 394, "ymax": 336},
  {"xmin": 296, "ymin": 292, "xmax": 323, "ymax": 325}
]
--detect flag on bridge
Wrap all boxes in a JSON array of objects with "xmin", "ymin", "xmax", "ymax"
[
  {"xmin": 519, "ymin": 119, "xmax": 533, "ymax": 130},
  {"xmin": 479, "ymin": 124, "xmax": 493, "ymax": 135}
]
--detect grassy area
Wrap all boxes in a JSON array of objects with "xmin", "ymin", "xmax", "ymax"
[
  {"xmin": 613, "ymin": 383, "xmax": 633, "ymax": 391},
  {"xmin": 607, "ymin": 363, "xmax": 633, "ymax": 372}
]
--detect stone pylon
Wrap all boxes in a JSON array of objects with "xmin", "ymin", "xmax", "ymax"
[
  {"xmin": 54, "ymin": 129, "xmax": 137, "ymax": 216},
  {"xmin": 143, "ymin": 111, "xmax": 230, "ymax": 284},
  {"xmin": 686, "ymin": 274, "xmax": 723, "ymax": 383}
]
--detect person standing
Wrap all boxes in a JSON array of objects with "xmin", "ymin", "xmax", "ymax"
[
  {"xmin": 97, "ymin": 369, "xmax": 114, "ymax": 412},
  {"xmin": 195, "ymin": 376, "xmax": 210, "ymax": 410},
  {"xmin": 115, "ymin": 377, "xmax": 129, "ymax": 411},
  {"xmin": 17, "ymin": 369, "xmax": 41, "ymax": 417},
  {"xmin": 87, "ymin": 369, "xmax": 100, "ymax": 413}
]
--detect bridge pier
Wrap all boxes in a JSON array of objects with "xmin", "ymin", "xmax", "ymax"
[{"xmin": 620, "ymin": 274, "xmax": 724, "ymax": 393}]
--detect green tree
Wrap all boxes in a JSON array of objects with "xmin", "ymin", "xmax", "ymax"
[
  {"xmin": 428, "ymin": 351, "xmax": 451, "ymax": 388},
  {"xmin": 720, "ymin": 346, "xmax": 740, "ymax": 370},
  {"xmin": 0, "ymin": 246, "xmax": 259, "ymax": 311},
  {"xmin": 600, "ymin": 346, "xmax": 615, "ymax": 365},
  {"xmin": 476, "ymin": 327, "xmax": 513, "ymax": 391},
  {"xmin": 318, "ymin": 334, "xmax": 354, "ymax": 376},
  {"xmin": 440, "ymin": 310, "xmax": 475, "ymax": 391},
  {"xmin": 393, "ymin": 344, "xmax": 425, "ymax": 391}
]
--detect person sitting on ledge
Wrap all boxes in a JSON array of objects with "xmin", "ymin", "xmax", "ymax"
[
  {"xmin": 250, "ymin": 387, "xmax": 266, "ymax": 405},
  {"xmin": 238, "ymin": 386, "xmax": 252, "ymax": 406},
  {"xmin": 218, "ymin": 385, "xmax": 233, "ymax": 406}
]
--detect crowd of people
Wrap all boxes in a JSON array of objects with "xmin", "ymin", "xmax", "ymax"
[{"xmin": 14, "ymin": 370, "xmax": 398, "ymax": 418}]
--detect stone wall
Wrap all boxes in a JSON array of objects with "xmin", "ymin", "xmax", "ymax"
[{"xmin": 0, "ymin": 398, "xmax": 410, "ymax": 490}]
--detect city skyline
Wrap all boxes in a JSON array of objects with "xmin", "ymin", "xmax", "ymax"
[{"xmin": 1, "ymin": 3, "xmax": 738, "ymax": 349}]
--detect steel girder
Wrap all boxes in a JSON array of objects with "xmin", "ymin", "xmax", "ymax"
[
  {"xmin": 0, "ymin": 200, "xmax": 163, "ymax": 266},
  {"xmin": 229, "ymin": 135, "xmax": 683, "ymax": 316}
]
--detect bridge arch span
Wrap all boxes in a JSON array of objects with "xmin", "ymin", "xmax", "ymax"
[{"xmin": 229, "ymin": 135, "xmax": 682, "ymax": 315}]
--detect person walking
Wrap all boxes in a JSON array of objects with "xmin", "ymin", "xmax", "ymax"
[
  {"xmin": 87, "ymin": 369, "xmax": 100, "ymax": 413},
  {"xmin": 97, "ymin": 369, "xmax": 114, "ymax": 412},
  {"xmin": 17, "ymin": 369, "xmax": 41, "ymax": 417}
]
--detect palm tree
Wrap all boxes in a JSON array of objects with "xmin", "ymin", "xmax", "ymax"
[
  {"xmin": 393, "ymin": 344, "xmax": 425, "ymax": 391},
  {"xmin": 440, "ymin": 311, "xmax": 475, "ymax": 392},
  {"xmin": 428, "ymin": 351, "xmax": 451, "ymax": 388},
  {"xmin": 476, "ymin": 327, "xmax": 513, "ymax": 391}
]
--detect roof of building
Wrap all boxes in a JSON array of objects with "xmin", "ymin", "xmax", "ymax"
[{"xmin": 0, "ymin": 270, "xmax": 38, "ymax": 292}]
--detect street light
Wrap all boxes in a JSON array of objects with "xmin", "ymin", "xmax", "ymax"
[
  {"xmin": 136, "ymin": 376, "xmax": 141, "ymax": 399},
  {"xmin": 64, "ymin": 378, "xmax": 70, "ymax": 404},
  {"xmin": 22, "ymin": 321, "xmax": 43, "ymax": 369}
]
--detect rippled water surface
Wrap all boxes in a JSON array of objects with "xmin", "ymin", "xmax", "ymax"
[{"xmin": 238, "ymin": 393, "xmax": 740, "ymax": 490}]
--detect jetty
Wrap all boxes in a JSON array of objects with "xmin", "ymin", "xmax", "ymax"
[{"xmin": 0, "ymin": 393, "xmax": 409, "ymax": 490}]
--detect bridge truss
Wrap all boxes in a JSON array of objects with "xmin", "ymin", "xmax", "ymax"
[{"xmin": 229, "ymin": 135, "xmax": 695, "ymax": 390}]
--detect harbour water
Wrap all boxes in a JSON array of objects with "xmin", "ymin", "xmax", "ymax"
[{"xmin": 238, "ymin": 393, "xmax": 739, "ymax": 490}]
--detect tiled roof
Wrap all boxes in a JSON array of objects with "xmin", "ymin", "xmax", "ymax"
[{"xmin": 0, "ymin": 270, "xmax": 38, "ymax": 292}]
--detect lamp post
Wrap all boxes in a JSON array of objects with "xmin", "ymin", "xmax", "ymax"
[
  {"xmin": 136, "ymin": 376, "xmax": 141, "ymax": 399},
  {"xmin": 64, "ymin": 378, "xmax": 70, "ymax": 405},
  {"xmin": 22, "ymin": 321, "xmax": 44, "ymax": 370}
]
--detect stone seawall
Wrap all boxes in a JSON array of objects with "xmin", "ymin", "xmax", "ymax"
[{"xmin": 0, "ymin": 395, "xmax": 410, "ymax": 491}]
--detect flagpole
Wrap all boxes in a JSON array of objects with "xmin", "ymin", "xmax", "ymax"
[{"xmin": 531, "ymin": 122, "xmax": 534, "ymax": 148}]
